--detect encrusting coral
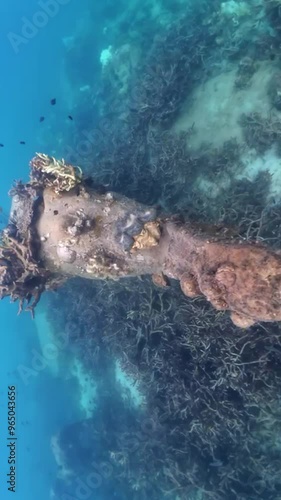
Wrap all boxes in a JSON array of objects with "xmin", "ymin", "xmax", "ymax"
[{"xmin": 1, "ymin": 153, "xmax": 281, "ymax": 328}]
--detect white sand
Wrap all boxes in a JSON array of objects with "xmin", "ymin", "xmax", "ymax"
[
  {"xmin": 174, "ymin": 61, "xmax": 281, "ymax": 202},
  {"xmin": 34, "ymin": 305, "xmax": 61, "ymax": 377},
  {"xmin": 70, "ymin": 358, "xmax": 97, "ymax": 418}
]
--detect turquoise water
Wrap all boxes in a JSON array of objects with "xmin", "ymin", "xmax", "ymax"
[
  {"xmin": 0, "ymin": 2, "xmax": 90, "ymax": 499},
  {"xmin": 1, "ymin": 1, "xmax": 281, "ymax": 499}
]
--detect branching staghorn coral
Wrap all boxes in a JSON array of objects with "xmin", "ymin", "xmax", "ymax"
[
  {"xmin": 50, "ymin": 275, "xmax": 281, "ymax": 499},
  {"xmin": 129, "ymin": 12, "xmax": 215, "ymax": 125},
  {"xmin": 240, "ymin": 112, "xmax": 281, "ymax": 154},
  {"xmin": 40, "ymin": 4, "xmax": 281, "ymax": 499}
]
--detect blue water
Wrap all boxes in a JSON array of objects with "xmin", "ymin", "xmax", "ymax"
[
  {"xmin": 1, "ymin": 1, "xmax": 281, "ymax": 499},
  {"xmin": 0, "ymin": 1, "xmax": 89, "ymax": 498}
]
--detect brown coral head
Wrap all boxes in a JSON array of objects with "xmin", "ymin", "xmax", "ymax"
[
  {"xmin": 180, "ymin": 272, "xmax": 201, "ymax": 298},
  {"xmin": 199, "ymin": 272, "xmax": 229, "ymax": 310},
  {"xmin": 215, "ymin": 264, "xmax": 236, "ymax": 288},
  {"xmin": 152, "ymin": 273, "xmax": 169, "ymax": 288},
  {"xmin": 230, "ymin": 311, "xmax": 256, "ymax": 329}
]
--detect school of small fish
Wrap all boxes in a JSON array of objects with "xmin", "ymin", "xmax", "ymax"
[{"xmin": 0, "ymin": 98, "xmax": 73, "ymax": 148}]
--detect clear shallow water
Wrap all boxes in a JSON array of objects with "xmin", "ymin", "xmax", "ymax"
[
  {"xmin": 0, "ymin": 2, "xmax": 90, "ymax": 499},
  {"xmin": 1, "ymin": 1, "xmax": 281, "ymax": 499}
]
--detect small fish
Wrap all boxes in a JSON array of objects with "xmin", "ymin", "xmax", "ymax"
[
  {"xmin": 39, "ymin": 116, "xmax": 45, "ymax": 122},
  {"xmin": 50, "ymin": 98, "xmax": 56, "ymax": 105},
  {"xmin": 0, "ymin": 143, "xmax": 4, "ymax": 147},
  {"xmin": 68, "ymin": 115, "xmax": 73, "ymax": 120},
  {"xmin": 19, "ymin": 141, "xmax": 26, "ymax": 145}
]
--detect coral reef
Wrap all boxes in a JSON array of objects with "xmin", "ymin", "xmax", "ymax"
[
  {"xmin": 240, "ymin": 112, "xmax": 281, "ymax": 154},
  {"xmin": 264, "ymin": 0, "xmax": 281, "ymax": 32},
  {"xmin": 30, "ymin": 153, "xmax": 83, "ymax": 193},
  {"xmin": 3, "ymin": 155, "xmax": 281, "ymax": 328},
  {"xmin": 48, "ymin": 275, "xmax": 281, "ymax": 499},
  {"xmin": 6, "ymin": 1, "xmax": 281, "ymax": 498}
]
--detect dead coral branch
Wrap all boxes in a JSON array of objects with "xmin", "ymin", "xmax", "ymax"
[{"xmin": 30, "ymin": 153, "xmax": 83, "ymax": 193}]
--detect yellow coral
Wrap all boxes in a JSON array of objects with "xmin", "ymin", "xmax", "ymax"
[
  {"xmin": 131, "ymin": 221, "xmax": 161, "ymax": 251},
  {"xmin": 30, "ymin": 153, "xmax": 83, "ymax": 193}
]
